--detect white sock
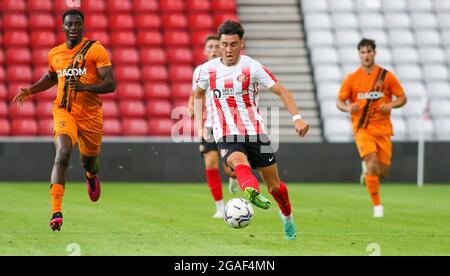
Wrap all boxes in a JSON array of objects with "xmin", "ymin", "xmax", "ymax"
[
  {"xmin": 283, "ymin": 213, "xmax": 293, "ymax": 222},
  {"xmin": 215, "ymin": 200, "xmax": 224, "ymax": 212}
]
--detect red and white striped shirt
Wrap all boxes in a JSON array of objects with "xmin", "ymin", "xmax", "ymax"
[
  {"xmin": 196, "ymin": 55, "xmax": 278, "ymax": 142},
  {"xmin": 192, "ymin": 65, "xmax": 214, "ymax": 129}
]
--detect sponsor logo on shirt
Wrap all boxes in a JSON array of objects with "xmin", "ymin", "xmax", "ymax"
[
  {"xmin": 357, "ymin": 91, "xmax": 384, "ymax": 100},
  {"xmin": 213, "ymin": 88, "xmax": 249, "ymax": 99},
  {"xmin": 237, "ymin": 74, "xmax": 248, "ymax": 82},
  {"xmin": 57, "ymin": 68, "xmax": 87, "ymax": 78}
]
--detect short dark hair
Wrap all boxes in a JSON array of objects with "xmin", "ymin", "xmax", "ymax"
[
  {"xmin": 358, "ymin": 38, "xmax": 376, "ymax": 50},
  {"xmin": 205, "ymin": 34, "xmax": 220, "ymax": 45},
  {"xmin": 217, "ymin": 20, "xmax": 244, "ymax": 39},
  {"xmin": 62, "ymin": 9, "xmax": 84, "ymax": 23}
]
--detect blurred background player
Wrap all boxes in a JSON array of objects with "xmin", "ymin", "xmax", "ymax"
[
  {"xmin": 336, "ymin": 38, "xmax": 407, "ymax": 218},
  {"xmin": 188, "ymin": 35, "xmax": 238, "ymax": 219},
  {"xmin": 13, "ymin": 9, "xmax": 117, "ymax": 231},
  {"xmin": 193, "ymin": 21, "xmax": 309, "ymax": 240}
]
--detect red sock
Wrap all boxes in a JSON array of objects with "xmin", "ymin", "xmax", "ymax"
[
  {"xmin": 206, "ymin": 169, "xmax": 223, "ymax": 201},
  {"xmin": 366, "ymin": 174, "xmax": 381, "ymax": 206},
  {"xmin": 269, "ymin": 182, "xmax": 292, "ymax": 216},
  {"xmin": 235, "ymin": 165, "xmax": 260, "ymax": 192}
]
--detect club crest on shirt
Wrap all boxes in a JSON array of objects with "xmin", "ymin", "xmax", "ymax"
[
  {"xmin": 75, "ymin": 53, "xmax": 84, "ymax": 63},
  {"xmin": 59, "ymin": 121, "xmax": 66, "ymax": 128},
  {"xmin": 237, "ymin": 74, "xmax": 248, "ymax": 82}
]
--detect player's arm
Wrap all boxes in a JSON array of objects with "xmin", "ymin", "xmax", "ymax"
[
  {"xmin": 270, "ymin": 83, "xmax": 309, "ymax": 137},
  {"xmin": 336, "ymin": 76, "xmax": 358, "ymax": 114},
  {"xmin": 69, "ymin": 66, "xmax": 116, "ymax": 94},
  {"xmin": 188, "ymin": 90, "xmax": 195, "ymax": 118},
  {"xmin": 379, "ymin": 73, "xmax": 408, "ymax": 113},
  {"xmin": 13, "ymin": 71, "xmax": 58, "ymax": 108},
  {"xmin": 193, "ymin": 85, "xmax": 207, "ymax": 139},
  {"xmin": 336, "ymin": 99, "xmax": 358, "ymax": 113},
  {"xmin": 379, "ymin": 94, "xmax": 407, "ymax": 113}
]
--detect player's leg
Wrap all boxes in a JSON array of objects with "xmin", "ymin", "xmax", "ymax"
[
  {"xmin": 363, "ymin": 152, "xmax": 383, "ymax": 217},
  {"xmin": 222, "ymin": 161, "xmax": 238, "ymax": 194},
  {"xmin": 258, "ymin": 164, "xmax": 296, "ymax": 240},
  {"xmin": 203, "ymin": 148, "xmax": 224, "ymax": 218},
  {"xmin": 78, "ymin": 123, "xmax": 103, "ymax": 202}
]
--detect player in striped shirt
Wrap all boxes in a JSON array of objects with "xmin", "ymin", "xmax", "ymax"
[
  {"xmin": 188, "ymin": 35, "xmax": 238, "ymax": 219},
  {"xmin": 193, "ymin": 21, "xmax": 309, "ymax": 240}
]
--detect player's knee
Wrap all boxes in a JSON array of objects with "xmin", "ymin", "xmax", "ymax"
[
  {"xmin": 205, "ymin": 158, "xmax": 219, "ymax": 170},
  {"xmin": 54, "ymin": 148, "xmax": 71, "ymax": 169},
  {"xmin": 367, "ymin": 161, "xmax": 380, "ymax": 176}
]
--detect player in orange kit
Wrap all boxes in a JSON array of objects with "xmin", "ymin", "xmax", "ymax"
[
  {"xmin": 337, "ymin": 38, "xmax": 407, "ymax": 218},
  {"xmin": 13, "ymin": 9, "xmax": 116, "ymax": 231}
]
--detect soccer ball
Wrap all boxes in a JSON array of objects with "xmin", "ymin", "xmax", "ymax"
[{"xmin": 224, "ymin": 198, "xmax": 254, "ymax": 228}]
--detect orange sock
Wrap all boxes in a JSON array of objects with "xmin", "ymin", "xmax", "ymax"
[
  {"xmin": 366, "ymin": 174, "xmax": 380, "ymax": 206},
  {"xmin": 50, "ymin": 184, "xmax": 65, "ymax": 214}
]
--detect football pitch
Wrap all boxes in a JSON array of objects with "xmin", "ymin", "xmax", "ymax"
[{"xmin": 0, "ymin": 183, "xmax": 449, "ymax": 256}]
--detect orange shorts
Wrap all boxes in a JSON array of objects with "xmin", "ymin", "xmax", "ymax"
[
  {"xmin": 355, "ymin": 130, "xmax": 392, "ymax": 166},
  {"xmin": 53, "ymin": 108, "xmax": 103, "ymax": 157}
]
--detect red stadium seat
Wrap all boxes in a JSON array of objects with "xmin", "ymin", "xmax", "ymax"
[
  {"xmin": 38, "ymin": 119, "xmax": 53, "ymax": 136},
  {"xmin": 0, "ymin": 85, "xmax": 6, "ymax": 100},
  {"xmin": 116, "ymin": 83, "xmax": 144, "ymax": 100},
  {"xmin": 99, "ymin": 91, "xmax": 117, "ymax": 101},
  {"xmin": 115, "ymin": 66, "xmax": 141, "ymax": 81},
  {"xmin": 3, "ymin": 13, "xmax": 28, "ymax": 29},
  {"xmin": 101, "ymin": 100, "xmax": 119, "ymax": 118},
  {"xmin": 164, "ymin": 31, "xmax": 190, "ymax": 46},
  {"xmin": 146, "ymin": 100, "xmax": 172, "ymax": 117},
  {"xmin": 29, "ymin": 13, "xmax": 56, "ymax": 29},
  {"xmin": 84, "ymin": 14, "xmax": 108, "ymax": 30},
  {"xmin": 148, "ymin": 119, "xmax": 175, "ymax": 136},
  {"xmin": 0, "ymin": 101, "xmax": 7, "ymax": 118},
  {"xmin": 0, "ymin": 67, "xmax": 5, "ymax": 82},
  {"xmin": 86, "ymin": 31, "xmax": 110, "ymax": 47},
  {"xmin": 28, "ymin": 0, "xmax": 53, "ymax": 11},
  {"xmin": 162, "ymin": 14, "xmax": 188, "ymax": 30},
  {"xmin": 172, "ymin": 83, "xmax": 194, "ymax": 99},
  {"xmin": 0, "ymin": 119, "xmax": 11, "ymax": 136},
  {"xmin": 168, "ymin": 66, "xmax": 193, "ymax": 82},
  {"xmin": 0, "ymin": 33, "xmax": 3, "ymax": 46},
  {"xmin": 6, "ymin": 48, "xmax": 31, "ymax": 64},
  {"xmin": 193, "ymin": 47, "xmax": 207, "ymax": 65},
  {"xmin": 122, "ymin": 119, "xmax": 148, "ymax": 136},
  {"xmin": 32, "ymin": 48, "xmax": 50, "ymax": 65},
  {"xmin": 212, "ymin": 0, "xmax": 236, "ymax": 11},
  {"xmin": 188, "ymin": 14, "xmax": 214, "ymax": 30},
  {"xmin": 139, "ymin": 48, "xmax": 166, "ymax": 64},
  {"xmin": 109, "ymin": 14, "xmax": 135, "ymax": 30},
  {"xmin": 107, "ymin": 0, "xmax": 132, "ymax": 12},
  {"xmin": 7, "ymin": 66, "xmax": 32, "ymax": 82},
  {"xmin": 11, "ymin": 119, "xmax": 38, "ymax": 136},
  {"xmin": 173, "ymin": 99, "xmax": 190, "ymax": 108},
  {"xmin": 138, "ymin": 31, "xmax": 163, "ymax": 46},
  {"xmin": 2, "ymin": 0, "xmax": 26, "ymax": 11},
  {"xmin": 160, "ymin": 0, "xmax": 185, "ymax": 12},
  {"xmin": 214, "ymin": 14, "xmax": 239, "ymax": 28},
  {"xmin": 103, "ymin": 119, "xmax": 122, "ymax": 136},
  {"xmin": 166, "ymin": 48, "xmax": 193, "ymax": 64},
  {"xmin": 144, "ymin": 83, "xmax": 171, "ymax": 100},
  {"xmin": 187, "ymin": 0, "xmax": 210, "ymax": 11},
  {"xmin": 9, "ymin": 101, "xmax": 35, "ymax": 118},
  {"xmin": 135, "ymin": 14, "xmax": 161, "ymax": 29},
  {"xmin": 36, "ymin": 100, "xmax": 54, "ymax": 118},
  {"xmin": 142, "ymin": 66, "xmax": 168, "ymax": 81},
  {"xmin": 31, "ymin": 31, "xmax": 57, "ymax": 47},
  {"xmin": 0, "ymin": 50, "xmax": 4, "ymax": 65},
  {"xmin": 34, "ymin": 86, "xmax": 57, "ymax": 101},
  {"xmin": 119, "ymin": 101, "xmax": 145, "ymax": 118},
  {"xmin": 4, "ymin": 31, "xmax": 29, "ymax": 46},
  {"xmin": 110, "ymin": 31, "xmax": 137, "ymax": 47},
  {"xmin": 33, "ymin": 65, "xmax": 49, "ymax": 82},
  {"xmin": 83, "ymin": 0, "xmax": 106, "ymax": 12},
  {"xmin": 133, "ymin": 0, "xmax": 158, "ymax": 12},
  {"xmin": 113, "ymin": 48, "xmax": 139, "ymax": 64},
  {"xmin": 191, "ymin": 31, "xmax": 213, "ymax": 46}
]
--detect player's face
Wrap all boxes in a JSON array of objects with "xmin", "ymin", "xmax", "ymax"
[
  {"xmin": 204, "ymin": 39, "xmax": 220, "ymax": 61},
  {"xmin": 63, "ymin": 14, "xmax": 84, "ymax": 44},
  {"xmin": 220, "ymin": 34, "xmax": 243, "ymax": 66},
  {"xmin": 359, "ymin": 46, "xmax": 376, "ymax": 68}
]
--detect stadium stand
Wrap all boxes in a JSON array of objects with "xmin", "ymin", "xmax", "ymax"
[
  {"xmin": 0, "ymin": 0, "xmax": 238, "ymax": 137},
  {"xmin": 301, "ymin": 0, "xmax": 450, "ymax": 141}
]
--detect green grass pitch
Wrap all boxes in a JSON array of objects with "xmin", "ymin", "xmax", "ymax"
[{"xmin": 0, "ymin": 183, "xmax": 449, "ymax": 256}]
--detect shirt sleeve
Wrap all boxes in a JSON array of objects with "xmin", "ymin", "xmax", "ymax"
[
  {"xmin": 92, "ymin": 43, "xmax": 112, "ymax": 68},
  {"xmin": 338, "ymin": 75, "xmax": 352, "ymax": 101},
  {"xmin": 196, "ymin": 64, "xmax": 209, "ymax": 90},
  {"xmin": 253, "ymin": 62, "xmax": 278, "ymax": 89},
  {"xmin": 386, "ymin": 71, "xmax": 405, "ymax": 97},
  {"xmin": 192, "ymin": 66, "xmax": 202, "ymax": 90}
]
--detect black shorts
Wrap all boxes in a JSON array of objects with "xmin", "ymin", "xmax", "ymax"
[
  {"xmin": 199, "ymin": 128, "xmax": 218, "ymax": 157},
  {"xmin": 217, "ymin": 135, "xmax": 276, "ymax": 169}
]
